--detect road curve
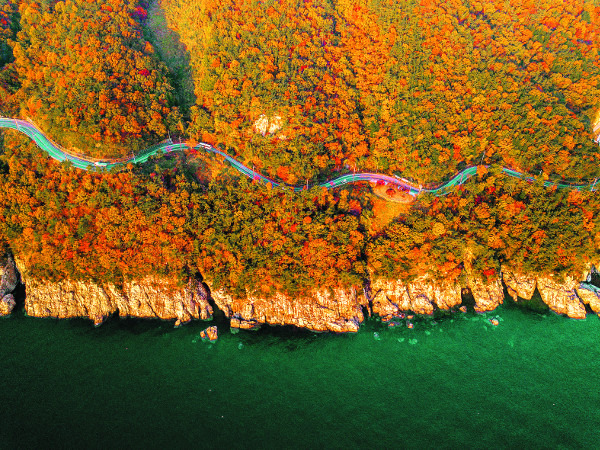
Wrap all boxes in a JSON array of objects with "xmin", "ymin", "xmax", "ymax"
[{"xmin": 1, "ymin": 117, "xmax": 599, "ymax": 196}]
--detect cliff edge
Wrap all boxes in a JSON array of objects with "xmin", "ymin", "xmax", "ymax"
[
  {"xmin": 5, "ymin": 256, "xmax": 600, "ymax": 331},
  {"xmin": 16, "ymin": 259, "xmax": 212, "ymax": 326}
]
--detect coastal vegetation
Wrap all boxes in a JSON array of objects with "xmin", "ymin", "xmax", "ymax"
[
  {"xmin": 0, "ymin": 135, "xmax": 366, "ymax": 297},
  {"xmin": 1, "ymin": 0, "xmax": 600, "ymax": 300}
]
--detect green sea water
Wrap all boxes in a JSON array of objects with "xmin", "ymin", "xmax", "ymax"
[{"xmin": 1, "ymin": 305, "xmax": 599, "ymax": 449}]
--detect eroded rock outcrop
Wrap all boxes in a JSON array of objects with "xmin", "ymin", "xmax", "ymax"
[
  {"xmin": 210, "ymin": 287, "xmax": 364, "ymax": 332},
  {"xmin": 502, "ymin": 270, "xmax": 536, "ymax": 301},
  {"xmin": 501, "ymin": 266, "xmax": 592, "ymax": 318},
  {"xmin": 536, "ymin": 275, "xmax": 586, "ymax": 319},
  {"xmin": 22, "ymin": 276, "xmax": 213, "ymax": 326},
  {"xmin": 429, "ymin": 279, "xmax": 463, "ymax": 310},
  {"xmin": 370, "ymin": 277, "xmax": 462, "ymax": 320},
  {"xmin": 369, "ymin": 279, "xmax": 410, "ymax": 320},
  {"xmin": 0, "ymin": 255, "xmax": 20, "ymax": 316},
  {"xmin": 575, "ymin": 284, "xmax": 600, "ymax": 314},
  {"xmin": 200, "ymin": 326, "xmax": 218, "ymax": 341},
  {"xmin": 577, "ymin": 266, "xmax": 600, "ymax": 314},
  {"xmin": 0, "ymin": 293, "xmax": 15, "ymax": 316},
  {"xmin": 466, "ymin": 275, "xmax": 504, "ymax": 312},
  {"xmin": 0, "ymin": 255, "xmax": 19, "ymax": 297}
]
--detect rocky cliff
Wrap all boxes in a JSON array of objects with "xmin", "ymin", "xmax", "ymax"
[
  {"xmin": 502, "ymin": 267, "xmax": 595, "ymax": 319},
  {"xmin": 370, "ymin": 267, "xmax": 598, "ymax": 322},
  {"xmin": 369, "ymin": 276, "xmax": 462, "ymax": 320},
  {"xmin": 6, "ymin": 255, "xmax": 600, "ymax": 330},
  {"xmin": 369, "ymin": 274, "xmax": 505, "ymax": 319},
  {"xmin": 16, "ymin": 257, "xmax": 212, "ymax": 326},
  {"xmin": 23, "ymin": 276, "xmax": 213, "ymax": 326},
  {"xmin": 210, "ymin": 286, "xmax": 364, "ymax": 332}
]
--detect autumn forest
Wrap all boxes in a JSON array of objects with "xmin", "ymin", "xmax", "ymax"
[{"xmin": 1, "ymin": 0, "xmax": 600, "ymax": 301}]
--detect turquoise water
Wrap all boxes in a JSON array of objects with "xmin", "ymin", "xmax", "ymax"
[{"xmin": 1, "ymin": 306, "xmax": 599, "ymax": 449}]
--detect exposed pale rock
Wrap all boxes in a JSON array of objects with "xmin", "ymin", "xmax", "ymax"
[
  {"xmin": 502, "ymin": 270, "xmax": 536, "ymax": 300},
  {"xmin": 210, "ymin": 287, "xmax": 364, "ymax": 333},
  {"xmin": 22, "ymin": 276, "xmax": 213, "ymax": 325},
  {"xmin": 575, "ymin": 285, "xmax": 600, "ymax": 313},
  {"xmin": 536, "ymin": 276, "xmax": 586, "ymax": 319},
  {"xmin": 431, "ymin": 280, "xmax": 462, "ymax": 310},
  {"xmin": 369, "ymin": 278, "xmax": 410, "ymax": 321},
  {"xmin": 254, "ymin": 114, "xmax": 284, "ymax": 137},
  {"xmin": 467, "ymin": 275, "xmax": 504, "ymax": 312},
  {"xmin": 0, "ymin": 294, "xmax": 15, "ymax": 316},
  {"xmin": 407, "ymin": 279, "xmax": 435, "ymax": 315},
  {"xmin": 230, "ymin": 316, "xmax": 261, "ymax": 331},
  {"xmin": 370, "ymin": 277, "xmax": 461, "ymax": 318},
  {"xmin": 0, "ymin": 255, "xmax": 20, "ymax": 316},
  {"xmin": 200, "ymin": 326, "xmax": 218, "ymax": 341}
]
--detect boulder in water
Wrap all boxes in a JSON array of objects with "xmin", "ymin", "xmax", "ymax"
[
  {"xmin": 200, "ymin": 326, "xmax": 218, "ymax": 342},
  {"xmin": 0, "ymin": 294, "xmax": 15, "ymax": 316},
  {"xmin": 0, "ymin": 255, "xmax": 20, "ymax": 299}
]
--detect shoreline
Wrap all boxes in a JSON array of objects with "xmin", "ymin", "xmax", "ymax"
[{"xmin": 2, "ymin": 255, "xmax": 598, "ymax": 332}]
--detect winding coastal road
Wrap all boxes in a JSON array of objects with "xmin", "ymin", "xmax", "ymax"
[{"xmin": 1, "ymin": 117, "xmax": 600, "ymax": 196}]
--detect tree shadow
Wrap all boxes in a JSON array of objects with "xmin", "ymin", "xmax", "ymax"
[{"xmin": 145, "ymin": 0, "xmax": 197, "ymax": 118}]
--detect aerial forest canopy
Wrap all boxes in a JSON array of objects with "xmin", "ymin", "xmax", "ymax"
[
  {"xmin": 8, "ymin": 0, "xmax": 182, "ymax": 158},
  {"xmin": 0, "ymin": 0, "xmax": 598, "ymax": 181},
  {"xmin": 165, "ymin": 0, "xmax": 600, "ymax": 184},
  {"xmin": 1, "ymin": 0, "xmax": 600, "ymax": 298}
]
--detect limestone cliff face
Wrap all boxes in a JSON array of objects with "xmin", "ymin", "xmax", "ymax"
[
  {"xmin": 502, "ymin": 267, "xmax": 591, "ymax": 319},
  {"xmin": 12, "ymin": 247, "xmax": 600, "ymax": 331},
  {"xmin": 576, "ymin": 266, "xmax": 600, "ymax": 314},
  {"xmin": 210, "ymin": 287, "xmax": 365, "ymax": 332},
  {"xmin": 370, "ymin": 277, "xmax": 462, "ymax": 320},
  {"xmin": 575, "ymin": 285, "xmax": 600, "ymax": 314},
  {"xmin": 22, "ymin": 275, "xmax": 213, "ymax": 326},
  {"xmin": 502, "ymin": 270, "xmax": 536, "ymax": 301},
  {"xmin": 535, "ymin": 275, "xmax": 587, "ymax": 319},
  {"xmin": 370, "ymin": 278, "xmax": 412, "ymax": 320},
  {"xmin": 466, "ymin": 275, "xmax": 504, "ymax": 312}
]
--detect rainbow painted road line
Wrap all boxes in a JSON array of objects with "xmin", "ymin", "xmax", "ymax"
[{"xmin": 1, "ymin": 117, "xmax": 599, "ymax": 196}]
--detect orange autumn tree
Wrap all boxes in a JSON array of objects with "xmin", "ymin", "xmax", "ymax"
[{"xmin": 164, "ymin": 0, "xmax": 600, "ymax": 186}]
